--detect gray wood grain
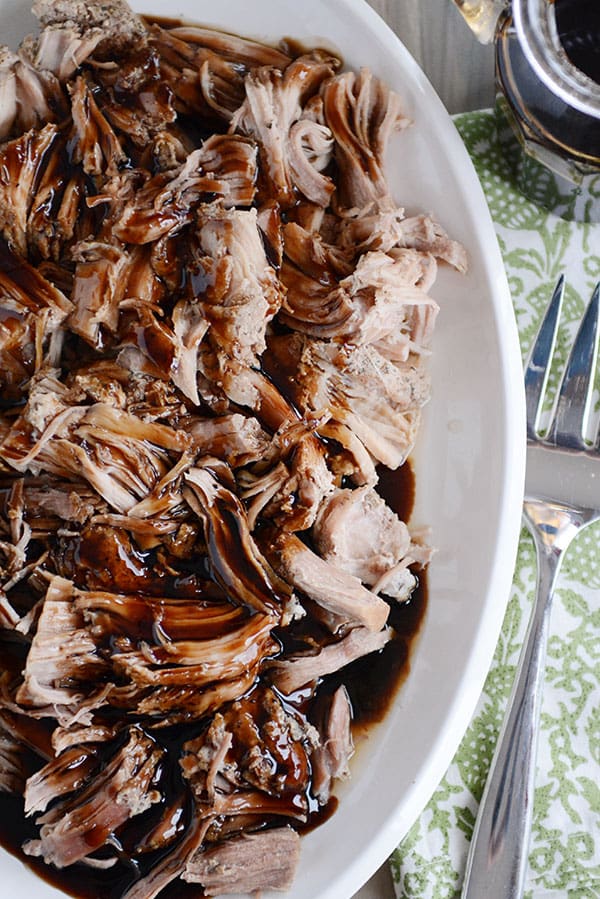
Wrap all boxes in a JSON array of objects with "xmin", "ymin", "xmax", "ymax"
[
  {"xmin": 354, "ymin": 861, "xmax": 396, "ymax": 898},
  {"xmin": 366, "ymin": 0, "xmax": 496, "ymax": 113}
]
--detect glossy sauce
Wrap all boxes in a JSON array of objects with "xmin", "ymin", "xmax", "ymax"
[
  {"xmin": 496, "ymin": 8, "xmax": 600, "ymax": 163},
  {"xmin": 343, "ymin": 461, "xmax": 425, "ymax": 729},
  {"xmin": 0, "ymin": 15, "xmax": 428, "ymax": 899}
]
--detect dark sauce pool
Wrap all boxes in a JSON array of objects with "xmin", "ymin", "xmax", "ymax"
[{"xmin": 496, "ymin": 1, "xmax": 600, "ymax": 167}]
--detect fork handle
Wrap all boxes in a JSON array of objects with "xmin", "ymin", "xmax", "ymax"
[{"xmin": 461, "ymin": 517, "xmax": 566, "ymax": 899}]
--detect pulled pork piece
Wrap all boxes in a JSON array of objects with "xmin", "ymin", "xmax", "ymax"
[
  {"xmin": 1, "ymin": 391, "xmax": 190, "ymax": 514},
  {"xmin": 278, "ymin": 220, "xmax": 354, "ymax": 337},
  {"xmin": 280, "ymin": 230, "xmax": 441, "ymax": 353},
  {"xmin": 0, "ymin": 47, "xmax": 63, "ymax": 142},
  {"xmin": 68, "ymin": 76, "xmax": 127, "ymax": 177},
  {"xmin": 311, "ymin": 685, "xmax": 354, "ymax": 803},
  {"xmin": 32, "ymin": 0, "xmax": 148, "ymax": 59},
  {"xmin": 0, "ymin": 49, "xmax": 19, "ymax": 140},
  {"xmin": 257, "ymin": 199, "xmax": 283, "ymax": 266},
  {"xmin": 184, "ymin": 465, "xmax": 288, "ymax": 616},
  {"xmin": 180, "ymin": 713, "xmax": 232, "ymax": 803},
  {"xmin": 270, "ymin": 334, "xmax": 428, "ymax": 469},
  {"xmin": 178, "ymin": 687, "xmax": 315, "ymax": 855},
  {"xmin": 168, "ymin": 24, "xmax": 291, "ymax": 69},
  {"xmin": 267, "ymin": 530, "xmax": 389, "ymax": 632},
  {"xmin": 197, "ymin": 353, "xmax": 296, "ymax": 430},
  {"xmin": 196, "ymin": 134, "xmax": 258, "ymax": 206},
  {"xmin": 238, "ymin": 461, "xmax": 290, "ymax": 531},
  {"xmin": 231, "ymin": 52, "xmax": 339, "ymax": 207},
  {"xmin": 75, "ymin": 590, "xmax": 247, "ymax": 642},
  {"xmin": 395, "ymin": 213, "xmax": 469, "ymax": 273},
  {"xmin": 288, "ymin": 109, "xmax": 335, "ymax": 206},
  {"xmin": 270, "ymin": 626, "xmax": 392, "ymax": 695},
  {"xmin": 283, "ymin": 219, "xmax": 353, "ymax": 280},
  {"xmin": 181, "ymin": 687, "xmax": 313, "ymax": 805},
  {"xmin": 0, "ymin": 307, "xmax": 35, "ymax": 407},
  {"xmin": 317, "ymin": 420, "xmax": 378, "ymax": 488},
  {"xmin": 110, "ymin": 609, "xmax": 277, "ymax": 690},
  {"xmin": 0, "ymin": 45, "xmax": 19, "ymax": 140},
  {"xmin": 0, "ymin": 238, "xmax": 73, "ymax": 323},
  {"xmin": 165, "ymin": 299, "xmax": 209, "ymax": 405},
  {"xmin": 0, "ymin": 592, "xmax": 20, "ymax": 629},
  {"xmin": 16, "ymin": 575, "xmax": 108, "ymax": 710},
  {"xmin": 22, "ymin": 480, "xmax": 103, "ymax": 526},
  {"xmin": 187, "ymin": 413, "xmax": 271, "ymax": 466},
  {"xmin": 121, "ymin": 815, "xmax": 212, "ymax": 899},
  {"xmin": 52, "ymin": 522, "xmax": 207, "ymax": 594},
  {"xmin": 23, "ymin": 726, "xmax": 162, "ymax": 868},
  {"xmin": 20, "ymin": 23, "xmax": 103, "ymax": 82},
  {"xmin": 0, "ymin": 125, "xmax": 60, "ymax": 255},
  {"xmin": 24, "ymin": 743, "xmax": 100, "ymax": 814},
  {"xmin": 148, "ymin": 25, "xmax": 235, "ymax": 121},
  {"xmin": 313, "ymin": 486, "xmax": 420, "ymax": 600},
  {"xmin": 0, "ymin": 477, "xmax": 31, "ymax": 585},
  {"xmin": 322, "ymin": 67, "xmax": 409, "ymax": 209},
  {"xmin": 183, "ymin": 827, "xmax": 301, "ymax": 895},
  {"xmin": 263, "ymin": 426, "xmax": 335, "ymax": 532},
  {"xmin": 150, "ymin": 24, "xmax": 292, "ymax": 123},
  {"xmin": 51, "ymin": 720, "xmax": 119, "ymax": 755},
  {"xmin": 113, "ymin": 136, "xmax": 258, "ymax": 244},
  {"xmin": 130, "ymin": 668, "xmax": 260, "ymax": 723},
  {"xmin": 311, "ymin": 250, "xmax": 439, "ymax": 359},
  {"xmin": 26, "ymin": 132, "xmax": 87, "ymax": 262},
  {"xmin": 85, "ymin": 43, "xmax": 178, "ymax": 148},
  {"xmin": 336, "ymin": 200, "xmax": 408, "ymax": 255},
  {"xmin": 67, "ymin": 241, "xmax": 132, "ymax": 347},
  {"xmin": 336, "ymin": 204, "xmax": 467, "ymax": 275},
  {"xmin": 116, "ymin": 303, "xmax": 207, "ymax": 406},
  {"xmin": 194, "ymin": 204, "xmax": 282, "ymax": 363}
]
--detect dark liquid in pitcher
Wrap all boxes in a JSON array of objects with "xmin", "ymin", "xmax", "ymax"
[
  {"xmin": 495, "ymin": 10, "xmax": 600, "ymax": 163},
  {"xmin": 555, "ymin": 0, "xmax": 600, "ymax": 85}
]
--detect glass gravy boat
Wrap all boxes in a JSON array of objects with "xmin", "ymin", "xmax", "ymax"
[{"xmin": 454, "ymin": 0, "xmax": 600, "ymax": 221}]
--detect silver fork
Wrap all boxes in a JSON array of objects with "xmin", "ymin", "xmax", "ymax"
[{"xmin": 461, "ymin": 276, "xmax": 600, "ymax": 899}]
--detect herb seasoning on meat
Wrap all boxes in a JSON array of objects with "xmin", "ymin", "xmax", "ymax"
[{"xmin": 0, "ymin": 0, "xmax": 466, "ymax": 895}]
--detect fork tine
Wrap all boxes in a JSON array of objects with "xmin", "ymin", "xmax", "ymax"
[
  {"xmin": 524, "ymin": 275, "xmax": 565, "ymax": 439},
  {"xmin": 547, "ymin": 282, "xmax": 600, "ymax": 449}
]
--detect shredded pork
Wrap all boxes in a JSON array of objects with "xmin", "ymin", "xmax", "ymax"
[{"xmin": 0, "ymin": 1, "xmax": 465, "ymax": 896}]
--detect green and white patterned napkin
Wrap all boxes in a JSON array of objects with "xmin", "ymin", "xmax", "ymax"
[{"xmin": 391, "ymin": 110, "xmax": 600, "ymax": 899}]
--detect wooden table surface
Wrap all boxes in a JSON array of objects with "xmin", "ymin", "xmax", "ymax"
[
  {"xmin": 366, "ymin": 0, "xmax": 496, "ymax": 113},
  {"xmin": 352, "ymin": 4, "xmax": 495, "ymax": 896}
]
